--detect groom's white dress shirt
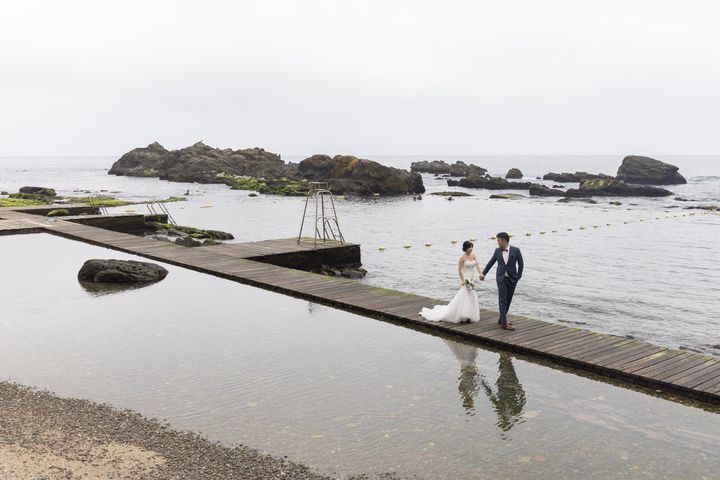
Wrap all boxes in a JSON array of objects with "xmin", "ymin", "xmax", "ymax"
[{"xmin": 502, "ymin": 247, "xmax": 509, "ymax": 277}]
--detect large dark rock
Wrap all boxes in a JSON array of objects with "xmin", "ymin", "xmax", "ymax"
[
  {"xmin": 298, "ymin": 155, "xmax": 425, "ymax": 195},
  {"xmin": 577, "ymin": 178, "xmax": 673, "ymax": 197},
  {"xmin": 447, "ymin": 174, "xmax": 532, "ymax": 190},
  {"xmin": 616, "ymin": 156, "xmax": 686, "ymax": 185},
  {"xmin": 108, "ymin": 142, "xmax": 169, "ymax": 177},
  {"xmin": 78, "ymin": 259, "xmax": 168, "ymax": 283},
  {"xmin": 542, "ymin": 172, "xmax": 613, "ymax": 183},
  {"xmin": 109, "ymin": 142, "xmax": 288, "ymax": 183},
  {"xmin": 19, "ymin": 186, "xmax": 56, "ymax": 197},
  {"xmin": 410, "ymin": 160, "xmax": 487, "ymax": 176},
  {"xmin": 505, "ymin": 168, "xmax": 523, "ymax": 179}
]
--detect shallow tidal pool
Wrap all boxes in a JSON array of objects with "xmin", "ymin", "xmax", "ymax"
[{"xmin": 1, "ymin": 233, "xmax": 718, "ymax": 479}]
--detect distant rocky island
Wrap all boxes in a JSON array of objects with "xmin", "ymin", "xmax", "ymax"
[
  {"xmin": 109, "ymin": 142, "xmax": 424, "ymax": 196},
  {"xmin": 108, "ymin": 144, "xmax": 686, "ymax": 199},
  {"xmin": 443, "ymin": 155, "xmax": 683, "ymax": 198}
]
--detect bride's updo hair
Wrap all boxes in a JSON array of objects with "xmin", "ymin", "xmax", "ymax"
[{"xmin": 462, "ymin": 240, "xmax": 473, "ymax": 252}]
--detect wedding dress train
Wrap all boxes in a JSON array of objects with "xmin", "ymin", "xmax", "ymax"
[{"xmin": 420, "ymin": 260, "xmax": 480, "ymax": 323}]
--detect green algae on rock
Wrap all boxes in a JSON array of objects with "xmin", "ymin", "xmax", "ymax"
[
  {"xmin": 218, "ymin": 174, "xmax": 309, "ymax": 196},
  {"xmin": 489, "ymin": 193, "xmax": 526, "ymax": 199},
  {"xmin": 47, "ymin": 209, "xmax": 71, "ymax": 217},
  {"xmin": 145, "ymin": 222, "xmax": 234, "ymax": 240},
  {"xmin": 430, "ymin": 191, "xmax": 473, "ymax": 197}
]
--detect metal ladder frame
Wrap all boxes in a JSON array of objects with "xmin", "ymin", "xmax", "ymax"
[
  {"xmin": 297, "ymin": 182, "xmax": 345, "ymax": 247},
  {"xmin": 146, "ymin": 201, "xmax": 177, "ymax": 226}
]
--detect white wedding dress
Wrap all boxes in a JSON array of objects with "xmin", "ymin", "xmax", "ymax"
[{"xmin": 420, "ymin": 260, "xmax": 480, "ymax": 323}]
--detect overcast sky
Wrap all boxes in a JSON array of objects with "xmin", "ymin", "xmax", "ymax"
[{"xmin": 1, "ymin": 0, "xmax": 719, "ymax": 156}]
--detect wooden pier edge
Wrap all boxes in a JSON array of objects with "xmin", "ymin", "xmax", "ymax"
[{"xmin": 1, "ymin": 208, "xmax": 719, "ymax": 405}]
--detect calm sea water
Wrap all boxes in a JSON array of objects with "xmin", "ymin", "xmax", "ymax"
[
  {"xmin": 1, "ymin": 234, "xmax": 718, "ymax": 479},
  {"xmin": 1, "ymin": 155, "xmax": 718, "ymax": 355}
]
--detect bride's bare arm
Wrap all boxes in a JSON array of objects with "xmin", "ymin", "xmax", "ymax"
[{"xmin": 458, "ymin": 256, "xmax": 465, "ymax": 284}]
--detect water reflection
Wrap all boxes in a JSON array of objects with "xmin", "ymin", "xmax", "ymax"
[
  {"xmin": 78, "ymin": 280, "xmax": 154, "ymax": 297},
  {"xmin": 481, "ymin": 353, "xmax": 527, "ymax": 433},
  {"xmin": 445, "ymin": 339, "xmax": 526, "ymax": 433}
]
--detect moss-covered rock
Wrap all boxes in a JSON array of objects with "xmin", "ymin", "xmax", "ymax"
[
  {"xmin": 0, "ymin": 197, "xmax": 46, "ymax": 207},
  {"xmin": 9, "ymin": 192, "xmax": 46, "ymax": 202},
  {"xmin": 218, "ymin": 174, "xmax": 309, "ymax": 196},
  {"xmin": 47, "ymin": 209, "xmax": 71, "ymax": 217},
  {"xmin": 430, "ymin": 191, "xmax": 473, "ymax": 197},
  {"xmin": 490, "ymin": 193, "xmax": 526, "ymax": 199},
  {"xmin": 146, "ymin": 222, "xmax": 234, "ymax": 240},
  {"xmin": 62, "ymin": 195, "xmax": 188, "ymax": 207},
  {"xmin": 62, "ymin": 195, "xmax": 131, "ymax": 207}
]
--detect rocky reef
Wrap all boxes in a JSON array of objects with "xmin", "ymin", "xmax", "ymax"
[
  {"xmin": 410, "ymin": 160, "xmax": 487, "ymax": 177},
  {"xmin": 298, "ymin": 154, "xmax": 424, "ymax": 195},
  {"xmin": 110, "ymin": 142, "xmax": 424, "ymax": 195},
  {"xmin": 542, "ymin": 172, "xmax": 613, "ymax": 183},
  {"xmin": 616, "ymin": 156, "xmax": 687, "ymax": 185},
  {"xmin": 447, "ymin": 174, "xmax": 533, "ymax": 190},
  {"xmin": 530, "ymin": 178, "xmax": 673, "ymax": 198}
]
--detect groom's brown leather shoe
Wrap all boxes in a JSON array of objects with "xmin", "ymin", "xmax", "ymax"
[{"xmin": 501, "ymin": 323, "xmax": 516, "ymax": 330}]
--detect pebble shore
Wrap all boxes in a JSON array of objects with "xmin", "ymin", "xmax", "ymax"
[{"xmin": 0, "ymin": 381, "xmax": 335, "ymax": 480}]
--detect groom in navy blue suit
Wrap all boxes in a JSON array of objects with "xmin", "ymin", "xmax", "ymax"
[{"xmin": 480, "ymin": 232, "xmax": 524, "ymax": 330}]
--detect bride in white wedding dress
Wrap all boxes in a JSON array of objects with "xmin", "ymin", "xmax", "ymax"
[{"xmin": 420, "ymin": 240, "xmax": 482, "ymax": 323}]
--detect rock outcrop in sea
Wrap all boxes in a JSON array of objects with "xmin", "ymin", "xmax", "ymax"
[
  {"xmin": 298, "ymin": 154, "xmax": 424, "ymax": 195},
  {"xmin": 530, "ymin": 178, "xmax": 673, "ymax": 198},
  {"xmin": 78, "ymin": 259, "xmax": 169, "ymax": 283},
  {"xmin": 505, "ymin": 168, "xmax": 523, "ymax": 179},
  {"xmin": 410, "ymin": 160, "xmax": 487, "ymax": 176},
  {"xmin": 109, "ymin": 142, "xmax": 424, "ymax": 195},
  {"xmin": 446, "ymin": 174, "xmax": 533, "ymax": 190},
  {"xmin": 616, "ymin": 156, "xmax": 687, "ymax": 185},
  {"xmin": 542, "ymin": 172, "xmax": 613, "ymax": 182}
]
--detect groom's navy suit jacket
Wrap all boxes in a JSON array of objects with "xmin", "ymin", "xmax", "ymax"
[{"xmin": 483, "ymin": 246, "xmax": 524, "ymax": 284}]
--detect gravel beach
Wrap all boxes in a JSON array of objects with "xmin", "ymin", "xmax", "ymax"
[{"xmin": 0, "ymin": 381, "xmax": 334, "ymax": 480}]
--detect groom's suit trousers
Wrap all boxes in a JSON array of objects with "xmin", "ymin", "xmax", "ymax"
[{"xmin": 498, "ymin": 277, "xmax": 516, "ymax": 324}]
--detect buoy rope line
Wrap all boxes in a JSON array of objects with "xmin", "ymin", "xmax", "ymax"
[{"xmin": 376, "ymin": 211, "xmax": 715, "ymax": 251}]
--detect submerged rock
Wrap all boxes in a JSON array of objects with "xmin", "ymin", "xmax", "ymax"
[
  {"xmin": 616, "ymin": 156, "xmax": 686, "ymax": 185},
  {"xmin": 557, "ymin": 197, "xmax": 598, "ymax": 204},
  {"xmin": 430, "ymin": 191, "xmax": 473, "ymax": 196},
  {"xmin": 490, "ymin": 193, "xmax": 526, "ymax": 199},
  {"xmin": 78, "ymin": 259, "xmax": 168, "ymax": 283},
  {"xmin": 410, "ymin": 160, "xmax": 487, "ymax": 176}
]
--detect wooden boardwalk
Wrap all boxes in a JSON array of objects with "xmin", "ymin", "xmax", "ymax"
[{"xmin": 2, "ymin": 207, "xmax": 720, "ymax": 404}]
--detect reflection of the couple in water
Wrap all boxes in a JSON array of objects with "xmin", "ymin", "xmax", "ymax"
[{"xmin": 444, "ymin": 339, "xmax": 527, "ymax": 433}]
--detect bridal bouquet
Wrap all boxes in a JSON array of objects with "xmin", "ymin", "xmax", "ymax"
[{"xmin": 463, "ymin": 278, "xmax": 477, "ymax": 291}]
